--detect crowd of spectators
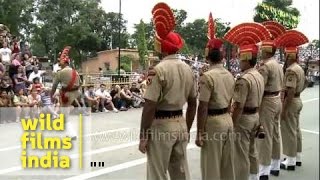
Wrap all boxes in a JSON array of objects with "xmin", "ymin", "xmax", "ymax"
[{"xmin": 0, "ymin": 39, "xmax": 53, "ymax": 123}]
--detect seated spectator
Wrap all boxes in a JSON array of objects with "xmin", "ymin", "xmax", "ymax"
[
  {"xmin": 0, "ymin": 89, "xmax": 12, "ymax": 107},
  {"xmin": 0, "ymin": 42, "xmax": 12, "ymax": 66},
  {"xmin": 28, "ymin": 88, "xmax": 41, "ymax": 118},
  {"xmin": 95, "ymin": 84, "xmax": 118, "ymax": 113},
  {"xmin": 84, "ymin": 85, "xmax": 100, "ymax": 112},
  {"xmin": 0, "ymin": 89, "xmax": 13, "ymax": 123},
  {"xmin": 13, "ymin": 88, "xmax": 30, "ymax": 122},
  {"xmin": 29, "ymin": 77, "xmax": 44, "ymax": 93},
  {"xmin": 28, "ymin": 66, "xmax": 45, "ymax": 84},
  {"xmin": 0, "ymin": 55, "xmax": 5, "ymax": 79},
  {"xmin": 0, "ymin": 75, "xmax": 13, "ymax": 95},
  {"xmin": 13, "ymin": 65, "xmax": 31, "ymax": 94},
  {"xmin": 23, "ymin": 53, "xmax": 34, "ymax": 78},
  {"xmin": 110, "ymin": 85, "xmax": 127, "ymax": 111},
  {"xmin": 120, "ymin": 85, "xmax": 134, "ymax": 109},
  {"xmin": 40, "ymin": 88, "xmax": 59, "ymax": 118},
  {"xmin": 130, "ymin": 82, "xmax": 145, "ymax": 108},
  {"xmin": 11, "ymin": 36, "xmax": 20, "ymax": 54}
]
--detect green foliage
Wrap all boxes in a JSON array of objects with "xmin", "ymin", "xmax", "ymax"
[
  {"xmin": 135, "ymin": 20, "xmax": 148, "ymax": 70},
  {"xmin": 0, "ymin": 0, "xmax": 35, "ymax": 39},
  {"xmin": 312, "ymin": 40, "xmax": 320, "ymax": 49},
  {"xmin": 254, "ymin": 0, "xmax": 300, "ymax": 29},
  {"xmin": 119, "ymin": 55, "xmax": 133, "ymax": 72}
]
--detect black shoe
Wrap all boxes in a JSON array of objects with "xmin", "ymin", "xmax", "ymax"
[
  {"xmin": 270, "ymin": 170, "xmax": 280, "ymax": 176},
  {"xmin": 296, "ymin": 162, "xmax": 302, "ymax": 166},
  {"xmin": 260, "ymin": 175, "xmax": 268, "ymax": 180},
  {"xmin": 280, "ymin": 163, "xmax": 295, "ymax": 171}
]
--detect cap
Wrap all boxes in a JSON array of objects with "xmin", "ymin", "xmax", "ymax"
[
  {"xmin": 59, "ymin": 46, "xmax": 71, "ymax": 64},
  {"xmin": 224, "ymin": 22, "xmax": 271, "ymax": 60},
  {"xmin": 274, "ymin": 30, "xmax": 309, "ymax": 59},
  {"xmin": 239, "ymin": 44, "xmax": 259, "ymax": 61},
  {"xmin": 152, "ymin": 2, "xmax": 184, "ymax": 54}
]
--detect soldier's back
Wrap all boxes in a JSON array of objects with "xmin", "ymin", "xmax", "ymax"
[
  {"xmin": 203, "ymin": 64, "xmax": 235, "ymax": 108},
  {"xmin": 154, "ymin": 56, "xmax": 195, "ymax": 110},
  {"xmin": 285, "ymin": 63, "xmax": 305, "ymax": 93},
  {"xmin": 241, "ymin": 69, "xmax": 265, "ymax": 107},
  {"xmin": 263, "ymin": 59, "xmax": 284, "ymax": 92}
]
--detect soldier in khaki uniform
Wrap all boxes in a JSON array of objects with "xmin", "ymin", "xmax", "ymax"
[
  {"xmin": 257, "ymin": 40, "xmax": 284, "ymax": 179},
  {"xmin": 274, "ymin": 30, "xmax": 309, "ymax": 171},
  {"xmin": 232, "ymin": 44, "xmax": 264, "ymax": 180},
  {"xmin": 138, "ymin": 3, "xmax": 197, "ymax": 180},
  {"xmin": 196, "ymin": 38, "xmax": 235, "ymax": 180},
  {"xmin": 51, "ymin": 46, "xmax": 81, "ymax": 139}
]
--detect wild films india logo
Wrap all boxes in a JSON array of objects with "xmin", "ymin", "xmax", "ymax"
[{"xmin": 20, "ymin": 114, "xmax": 74, "ymax": 169}]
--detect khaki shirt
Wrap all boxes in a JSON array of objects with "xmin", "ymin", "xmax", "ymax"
[
  {"xmin": 143, "ymin": 54, "xmax": 197, "ymax": 110},
  {"xmin": 199, "ymin": 64, "xmax": 235, "ymax": 109},
  {"xmin": 284, "ymin": 62, "xmax": 306, "ymax": 93},
  {"xmin": 53, "ymin": 66, "xmax": 81, "ymax": 89},
  {"xmin": 258, "ymin": 58, "xmax": 284, "ymax": 92},
  {"xmin": 233, "ymin": 68, "xmax": 264, "ymax": 107}
]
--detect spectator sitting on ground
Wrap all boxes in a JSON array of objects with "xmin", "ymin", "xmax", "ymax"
[
  {"xmin": 28, "ymin": 88, "xmax": 41, "ymax": 118},
  {"xmin": 95, "ymin": 84, "xmax": 118, "ymax": 113},
  {"xmin": 110, "ymin": 85, "xmax": 127, "ymax": 111},
  {"xmin": 13, "ymin": 88, "xmax": 30, "ymax": 122},
  {"xmin": 84, "ymin": 85, "xmax": 100, "ymax": 112},
  {"xmin": 120, "ymin": 85, "xmax": 134, "ymax": 109},
  {"xmin": 130, "ymin": 82, "xmax": 145, "ymax": 108},
  {"xmin": 23, "ymin": 53, "xmax": 33, "ymax": 78}
]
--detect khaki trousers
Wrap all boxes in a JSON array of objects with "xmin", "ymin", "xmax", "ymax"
[
  {"xmin": 201, "ymin": 113, "xmax": 235, "ymax": 180},
  {"xmin": 234, "ymin": 113, "xmax": 259, "ymax": 180},
  {"xmin": 281, "ymin": 98, "xmax": 303, "ymax": 157},
  {"xmin": 147, "ymin": 117, "xmax": 190, "ymax": 180},
  {"xmin": 257, "ymin": 96, "xmax": 282, "ymax": 165},
  {"xmin": 60, "ymin": 90, "xmax": 80, "ymax": 107}
]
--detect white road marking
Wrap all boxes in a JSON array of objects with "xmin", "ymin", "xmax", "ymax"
[
  {"xmin": 63, "ymin": 143, "xmax": 199, "ymax": 180},
  {"xmin": 0, "ymin": 128, "xmax": 197, "ymax": 175},
  {"xmin": 301, "ymin": 129, "xmax": 319, "ymax": 135},
  {"xmin": 302, "ymin": 98, "xmax": 319, "ymax": 103},
  {"xmin": 0, "ymin": 128, "xmax": 131, "ymax": 152}
]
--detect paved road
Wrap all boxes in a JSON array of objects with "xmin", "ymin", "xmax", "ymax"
[{"xmin": 0, "ymin": 86, "xmax": 318, "ymax": 180}]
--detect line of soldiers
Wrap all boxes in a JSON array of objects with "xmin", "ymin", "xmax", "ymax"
[{"xmin": 139, "ymin": 2, "xmax": 309, "ymax": 180}]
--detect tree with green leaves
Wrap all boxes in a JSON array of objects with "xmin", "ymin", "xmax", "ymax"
[
  {"xmin": 135, "ymin": 20, "xmax": 148, "ymax": 70},
  {"xmin": 253, "ymin": 0, "xmax": 300, "ymax": 29},
  {"xmin": 0, "ymin": 0, "xmax": 35, "ymax": 40}
]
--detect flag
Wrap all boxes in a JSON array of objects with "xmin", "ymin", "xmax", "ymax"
[{"xmin": 207, "ymin": 12, "xmax": 215, "ymax": 39}]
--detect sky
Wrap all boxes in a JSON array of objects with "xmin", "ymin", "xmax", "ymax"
[{"xmin": 101, "ymin": 0, "xmax": 319, "ymax": 40}]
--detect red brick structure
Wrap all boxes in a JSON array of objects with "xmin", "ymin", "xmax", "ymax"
[{"xmin": 81, "ymin": 49, "xmax": 159, "ymax": 73}]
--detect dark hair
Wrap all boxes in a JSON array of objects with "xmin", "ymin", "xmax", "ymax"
[
  {"xmin": 207, "ymin": 49, "xmax": 222, "ymax": 63},
  {"xmin": 249, "ymin": 57, "xmax": 258, "ymax": 67},
  {"xmin": 100, "ymin": 84, "xmax": 106, "ymax": 87},
  {"xmin": 33, "ymin": 77, "xmax": 40, "ymax": 83}
]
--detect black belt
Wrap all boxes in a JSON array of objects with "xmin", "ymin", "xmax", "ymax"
[
  {"xmin": 243, "ymin": 107, "xmax": 258, "ymax": 114},
  {"xmin": 155, "ymin": 110, "xmax": 183, "ymax": 119},
  {"xmin": 263, "ymin": 91, "xmax": 280, "ymax": 96},
  {"xmin": 61, "ymin": 86, "xmax": 79, "ymax": 92},
  {"xmin": 208, "ymin": 108, "xmax": 228, "ymax": 116},
  {"xmin": 294, "ymin": 93, "xmax": 300, "ymax": 97}
]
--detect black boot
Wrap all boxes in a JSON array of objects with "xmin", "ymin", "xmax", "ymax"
[
  {"xmin": 259, "ymin": 175, "xmax": 269, "ymax": 180},
  {"xmin": 270, "ymin": 170, "xmax": 280, "ymax": 176}
]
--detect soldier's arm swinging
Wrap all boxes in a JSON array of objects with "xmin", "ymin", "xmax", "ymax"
[
  {"xmin": 139, "ymin": 99, "xmax": 157, "ymax": 140},
  {"xmin": 186, "ymin": 97, "xmax": 197, "ymax": 132}
]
